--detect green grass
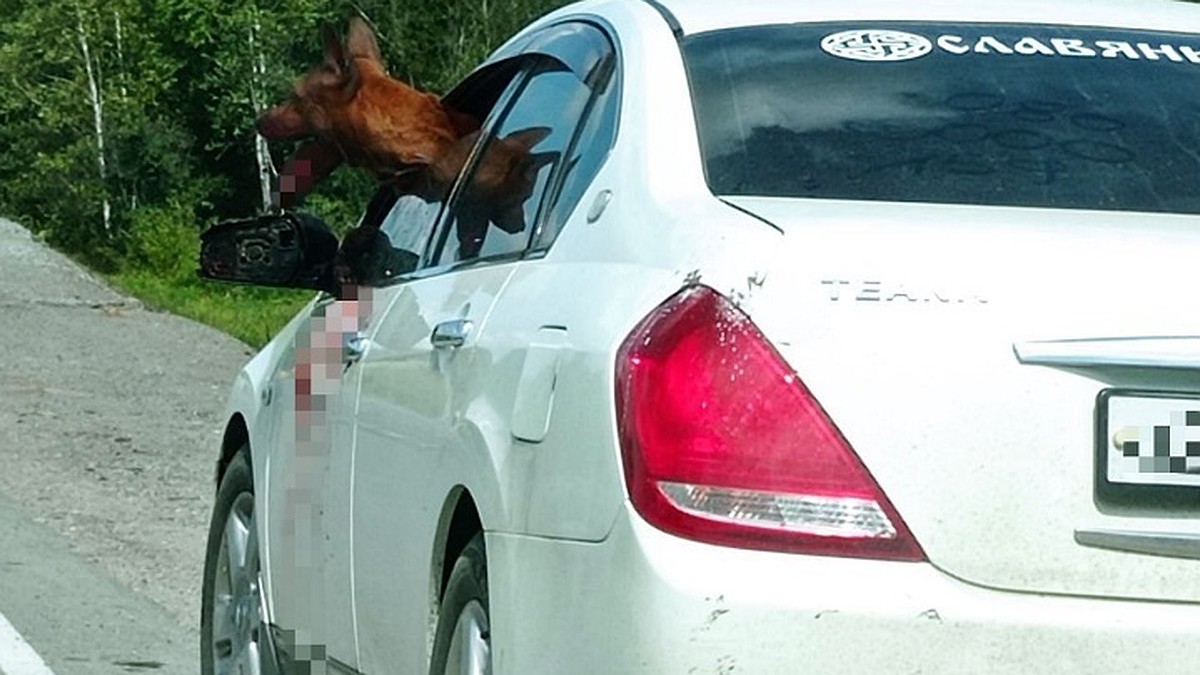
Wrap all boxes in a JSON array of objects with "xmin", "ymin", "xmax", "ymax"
[{"xmin": 109, "ymin": 270, "xmax": 314, "ymax": 349}]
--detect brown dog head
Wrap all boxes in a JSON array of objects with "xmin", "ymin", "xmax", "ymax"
[
  {"xmin": 257, "ymin": 18, "xmax": 561, "ymax": 266},
  {"xmin": 257, "ymin": 18, "xmax": 474, "ymax": 209},
  {"xmin": 255, "ymin": 17, "xmax": 376, "ymax": 140}
]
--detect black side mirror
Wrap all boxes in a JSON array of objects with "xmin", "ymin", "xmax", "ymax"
[{"xmin": 198, "ymin": 212, "xmax": 339, "ymax": 293}]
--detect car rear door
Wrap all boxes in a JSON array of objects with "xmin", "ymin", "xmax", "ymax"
[{"xmin": 346, "ymin": 23, "xmax": 616, "ymax": 673}]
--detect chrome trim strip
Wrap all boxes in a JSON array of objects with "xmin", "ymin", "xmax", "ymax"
[
  {"xmin": 1014, "ymin": 336, "xmax": 1200, "ymax": 369},
  {"xmin": 1074, "ymin": 528, "xmax": 1200, "ymax": 560}
]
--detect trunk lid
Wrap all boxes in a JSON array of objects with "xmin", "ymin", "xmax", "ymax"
[{"xmin": 733, "ymin": 196, "xmax": 1200, "ymax": 602}]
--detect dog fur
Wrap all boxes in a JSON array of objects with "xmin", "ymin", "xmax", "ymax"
[
  {"xmin": 258, "ymin": 18, "xmax": 559, "ymax": 278},
  {"xmin": 257, "ymin": 18, "xmax": 476, "ymax": 208},
  {"xmin": 258, "ymin": 19, "xmax": 554, "ymax": 212}
]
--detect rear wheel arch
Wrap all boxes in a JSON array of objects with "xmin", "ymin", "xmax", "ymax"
[
  {"xmin": 429, "ymin": 532, "xmax": 489, "ymax": 675},
  {"xmin": 436, "ymin": 485, "xmax": 482, "ymax": 590},
  {"xmin": 431, "ymin": 487, "xmax": 484, "ymax": 603},
  {"xmin": 428, "ymin": 490, "xmax": 489, "ymax": 675}
]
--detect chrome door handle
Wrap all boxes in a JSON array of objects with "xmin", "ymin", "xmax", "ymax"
[
  {"xmin": 431, "ymin": 319, "xmax": 473, "ymax": 349},
  {"xmin": 344, "ymin": 333, "xmax": 371, "ymax": 364}
]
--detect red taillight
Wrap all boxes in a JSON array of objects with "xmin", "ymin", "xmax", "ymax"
[{"xmin": 615, "ymin": 285, "xmax": 925, "ymax": 561}]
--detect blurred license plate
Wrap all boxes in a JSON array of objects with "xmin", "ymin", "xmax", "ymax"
[{"xmin": 1103, "ymin": 392, "xmax": 1200, "ymax": 488}]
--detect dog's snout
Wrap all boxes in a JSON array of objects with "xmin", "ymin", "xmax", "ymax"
[
  {"xmin": 255, "ymin": 110, "xmax": 282, "ymax": 137},
  {"xmin": 256, "ymin": 106, "xmax": 309, "ymax": 141}
]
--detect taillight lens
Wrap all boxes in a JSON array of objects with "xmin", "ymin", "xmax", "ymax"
[{"xmin": 616, "ymin": 285, "xmax": 925, "ymax": 561}]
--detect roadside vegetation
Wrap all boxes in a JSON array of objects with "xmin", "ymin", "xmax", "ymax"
[{"xmin": 0, "ymin": 0, "xmax": 565, "ymax": 347}]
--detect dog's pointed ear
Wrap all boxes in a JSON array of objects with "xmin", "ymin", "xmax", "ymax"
[
  {"xmin": 522, "ymin": 151, "xmax": 558, "ymax": 179},
  {"xmin": 507, "ymin": 150, "xmax": 557, "ymax": 188},
  {"xmin": 347, "ymin": 17, "xmax": 383, "ymax": 65},
  {"xmin": 504, "ymin": 126, "xmax": 553, "ymax": 150},
  {"xmin": 321, "ymin": 22, "xmax": 347, "ymax": 73},
  {"xmin": 342, "ymin": 58, "xmax": 364, "ymax": 97}
]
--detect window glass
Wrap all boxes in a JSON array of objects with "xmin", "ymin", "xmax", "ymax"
[
  {"xmin": 341, "ymin": 56, "xmax": 530, "ymax": 287},
  {"xmin": 683, "ymin": 23, "xmax": 1200, "ymax": 214},
  {"xmin": 535, "ymin": 60, "xmax": 618, "ymax": 250},
  {"xmin": 436, "ymin": 58, "xmax": 595, "ymax": 266},
  {"xmin": 379, "ymin": 193, "xmax": 442, "ymax": 255},
  {"xmin": 334, "ymin": 188, "xmax": 440, "ymax": 287}
]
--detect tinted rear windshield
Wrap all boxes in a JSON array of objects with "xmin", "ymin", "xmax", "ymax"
[{"xmin": 682, "ymin": 23, "xmax": 1200, "ymax": 214}]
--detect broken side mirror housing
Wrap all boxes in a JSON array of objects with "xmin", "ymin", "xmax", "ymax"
[{"xmin": 198, "ymin": 212, "xmax": 338, "ymax": 293}]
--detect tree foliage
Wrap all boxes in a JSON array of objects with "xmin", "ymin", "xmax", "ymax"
[{"xmin": 0, "ymin": 0, "xmax": 566, "ymax": 272}]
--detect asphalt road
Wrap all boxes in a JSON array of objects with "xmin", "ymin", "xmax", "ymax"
[{"xmin": 0, "ymin": 217, "xmax": 254, "ymax": 674}]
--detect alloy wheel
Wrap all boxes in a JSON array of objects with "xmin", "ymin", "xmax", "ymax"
[{"xmin": 209, "ymin": 492, "xmax": 264, "ymax": 675}]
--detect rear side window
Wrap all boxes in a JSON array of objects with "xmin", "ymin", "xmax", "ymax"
[
  {"xmin": 534, "ymin": 54, "xmax": 618, "ymax": 251},
  {"xmin": 436, "ymin": 57, "xmax": 595, "ymax": 265},
  {"xmin": 683, "ymin": 23, "xmax": 1200, "ymax": 214}
]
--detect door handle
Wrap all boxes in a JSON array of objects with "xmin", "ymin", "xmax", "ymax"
[
  {"xmin": 343, "ymin": 333, "xmax": 371, "ymax": 364},
  {"xmin": 431, "ymin": 319, "xmax": 474, "ymax": 349}
]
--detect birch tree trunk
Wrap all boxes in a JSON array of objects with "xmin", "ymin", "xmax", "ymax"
[
  {"xmin": 248, "ymin": 12, "xmax": 276, "ymax": 212},
  {"xmin": 77, "ymin": 4, "xmax": 112, "ymax": 235},
  {"xmin": 113, "ymin": 8, "xmax": 137, "ymax": 211},
  {"xmin": 113, "ymin": 9, "xmax": 128, "ymax": 100}
]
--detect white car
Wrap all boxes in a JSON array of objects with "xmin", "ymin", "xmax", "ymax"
[{"xmin": 199, "ymin": 0, "xmax": 1200, "ymax": 673}]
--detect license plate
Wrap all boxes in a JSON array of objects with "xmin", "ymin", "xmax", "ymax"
[{"xmin": 1097, "ymin": 390, "xmax": 1200, "ymax": 508}]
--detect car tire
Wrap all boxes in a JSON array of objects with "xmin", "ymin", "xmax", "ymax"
[
  {"xmin": 201, "ymin": 447, "xmax": 271, "ymax": 675},
  {"xmin": 430, "ymin": 533, "xmax": 491, "ymax": 675}
]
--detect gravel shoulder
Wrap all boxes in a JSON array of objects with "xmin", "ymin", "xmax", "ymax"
[{"xmin": 0, "ymin": 217, "xmax": 254, "ymax": 638}]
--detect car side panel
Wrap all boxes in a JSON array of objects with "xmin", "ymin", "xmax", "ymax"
[
  {"xmin": 488, "ymin": 510, "xmax": 1200, "ymax": 675},
  {"xmin": 476, "ymin": 260, "xmax": 670, "ymax": 541},
  {"xmin": 351, "ymin": 266, "xmax": 513, "ymax": 674}
]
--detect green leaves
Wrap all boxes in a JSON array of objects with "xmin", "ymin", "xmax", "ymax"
[{"xmin": 0, "ymin": 0, "xmax": 567, "ymax": 271}]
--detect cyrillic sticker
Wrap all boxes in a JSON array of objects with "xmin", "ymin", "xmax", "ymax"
[{"xmin": 828, "ymin": 29, "xmax": 1200, "ymax": 65}]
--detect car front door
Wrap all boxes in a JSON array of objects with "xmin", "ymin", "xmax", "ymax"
[{"xmin": 260, "ymin": 278, "xmax": 377, "ymax": 671}]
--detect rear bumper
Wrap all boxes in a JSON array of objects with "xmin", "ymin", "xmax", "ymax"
[{"xmin": 488, "ymin": 503, "xmax": 1200, "ymax": 674}]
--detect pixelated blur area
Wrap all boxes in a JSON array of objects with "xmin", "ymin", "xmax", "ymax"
[
  {"xmin": 273, "ymin": 157, "xmax": 316, "ymax": 209},
  {"xmin": 1108, "ymin": 394, "xmax": 1200, "ymax": 487},
  {"xmin": 275, "ymin": 290, "xmax": 371, "ymax": 664},
  {"xmin": 272, "ymin": 628, "xmax": 331, "ymax": 675}
]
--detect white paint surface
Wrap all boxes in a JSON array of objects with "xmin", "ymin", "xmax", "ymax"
[{"xmin": 0, "ymin": 610, "xmax": 54, "ymax": 675}]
